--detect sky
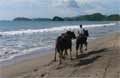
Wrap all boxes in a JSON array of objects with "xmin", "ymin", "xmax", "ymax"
[{"xmin": 0, "ymin": 0, "xmax": 120, "ymax": 20}]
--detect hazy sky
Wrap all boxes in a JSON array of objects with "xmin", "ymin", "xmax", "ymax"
[{"xmin": 0, "ymin": 0, "xmax": 120, "ymax": 20}]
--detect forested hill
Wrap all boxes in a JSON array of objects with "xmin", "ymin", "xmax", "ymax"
[
  {"xmin": 13, "ymin": 13, "xmax": 120, "ymax": 21},
  {"xmin": 63, "ymin": 13, "xmax": 120, "ymax": 21}
]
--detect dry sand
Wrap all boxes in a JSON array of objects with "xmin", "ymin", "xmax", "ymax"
[{"xmin": 0, "ymin": 31, "xmax": 120, "ymax": 78}]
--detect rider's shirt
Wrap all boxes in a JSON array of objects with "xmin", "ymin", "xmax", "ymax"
[{"xmin": 78, "ymin": 28, "xmax": 84, "ymax": 35}]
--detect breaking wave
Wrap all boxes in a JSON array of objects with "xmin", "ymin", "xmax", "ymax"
[{"xmin": 0, "ymin": 23, "xmax": 116, "ymax": 36}]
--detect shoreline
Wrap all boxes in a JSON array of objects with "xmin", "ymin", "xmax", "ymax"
[
  {"xmin": 0, "ymin": 37, "xmax": 96, "ymax": 66},
  {"xmin": 0, "ymin": 49, "xmax": 53, "ymax": 67},
  {"xmin": 0, "ymin": 49, "xmax": 54, "ymax": 78},
  {"xmin": 0, "ymin": 21, "xmax": 118, "ymax": 64},
  {"xmin": 0, "ymin": 31, "xmax": 120, "ymax": 78}
]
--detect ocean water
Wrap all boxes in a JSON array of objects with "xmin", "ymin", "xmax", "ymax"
[{"xmin": 0, "ymin": 21, "xmax": 119, "ymax": 62}]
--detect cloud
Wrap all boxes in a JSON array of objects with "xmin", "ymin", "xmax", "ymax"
[
  {"xmin": 0, "ymin": 0, "xmax": 119, "ymax": 20},
  {"xmin": 75, "ymin": 0, "xmax": 120, "ymax": 14},
  {"xmin": 54, "ymin": 0, "xmax": 79, "ymax": 8},
  {"xmin": 52, "ymin": 0, "xmax": 120, "ymax": 15}
]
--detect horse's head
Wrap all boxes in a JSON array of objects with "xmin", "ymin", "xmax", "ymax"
[{"xmin": 66, "ymin": 31, "xmax": 76, "ymax": 39}]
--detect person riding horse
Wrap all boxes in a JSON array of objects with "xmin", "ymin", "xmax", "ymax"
[{"xmin": 76, "ymin": 24, "xmax": 89, "ymax": 57}]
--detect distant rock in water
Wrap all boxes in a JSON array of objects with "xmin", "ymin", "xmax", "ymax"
[
  {"xmin": 13, "ymin": 17, "xmax": 51, "ymax": 21},
  {"xmin": 52, "ymin": 16, "xmax": 64, "ymax": 21},
  {"xmin": 13, "ymin": 17, "xmax": 32, "ymax": 21}
]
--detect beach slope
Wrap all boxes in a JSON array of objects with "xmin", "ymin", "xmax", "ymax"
[{"xmin": 1, "ymin": 32, "xmax": 120, "ymax": 78}]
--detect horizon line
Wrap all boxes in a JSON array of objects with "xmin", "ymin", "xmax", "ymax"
[{"xmin": 0, "ymin": 13, "xmax": 120, "ymax": 21}]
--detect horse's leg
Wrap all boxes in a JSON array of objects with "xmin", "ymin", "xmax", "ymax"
[
  {"xmin": 59, "ymin": 52, "xmax": 62, "ymax": 64},
  {"xmin": 54, "ymin": 48, "xmax": 57, "ymax": 61},
  {"xmin": 84, "ymin": 37, "xmax": 88, "ymax": 51},
  {"xmin": 65, "ymin": 49, "xmax": 68, "ymax": 55},
  {"xmin": 80, "ymin": 43, "xmax": 83, "ymax": 54},
  {"xmin": 62, "ymin": 50, "xmax": 66, "ymax": 60},
  {"xmin": 85, "ymin": 41, "xmax": 88, "ymax": 51},
  {"xmin": 76, "ymin": 43, "xmax": 79, "ymax": 58},
  {"xmin": 70, "ymin": 48, "xmax": 73, "ymax": 60},
  {"xmin": 64, "ymin": 49, "xmax": 68, "ymax": 56}
]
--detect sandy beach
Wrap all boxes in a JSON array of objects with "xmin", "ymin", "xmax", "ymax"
[{"xmin": 0, "ymin": 31, "xmax": 120, "ymax": 78}]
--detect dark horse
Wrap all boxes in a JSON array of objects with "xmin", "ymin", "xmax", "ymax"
[
  {"xmin": 54, "ymin": 31, "xmax": 76, "ymax": 64},
  {"xmin": 76, "ymin": 30, "xmax": 89, "ymax": 57}
]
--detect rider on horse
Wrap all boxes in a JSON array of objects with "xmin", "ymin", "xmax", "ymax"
[{"xmin": 77, "ymin": 24, "xmax": 89, "ymax": 51}]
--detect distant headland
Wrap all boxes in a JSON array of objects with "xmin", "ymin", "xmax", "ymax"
[
  {"xmin": 13, "ymin": 17, "xmax": 51, "ymax": 21},
  {"xmin": 13, "ymin": 13, "xmax": 120, "ymax": 21}
]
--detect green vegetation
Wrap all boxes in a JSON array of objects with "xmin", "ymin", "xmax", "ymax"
[
  {"xmin": 64, "ymin": 13, "xmax": 120, "ymax": 21},
  {"xmin": 13, "ymin": 13, "xmax": 120, "ymax": 21},
  {"xmin": 107, "ymin": 15, "xmax": 120, "ymax": 21}
]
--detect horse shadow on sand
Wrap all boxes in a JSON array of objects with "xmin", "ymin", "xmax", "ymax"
[
  {"xmin": 77, "ymin": 48, "xmax": 108, "ymax": 58},
  {"xmin": 75, "ymin": 56, "xmax": 101, "ymax": 66},
  {"xmin": 75, "ymin": 48, "xmax": 108, "ymax": 66},
  {"xmin": 45, "ymin": 48, "xmax": 109, "ymax": 69}
]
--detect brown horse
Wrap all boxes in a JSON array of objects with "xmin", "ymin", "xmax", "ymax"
[
  {"xmin": 54, "ymin": 31, "xmax": 76, "ymax": 64},
  {"xmin": 76, "ymin": 30, "xmax": 89, "ymax": 57}
]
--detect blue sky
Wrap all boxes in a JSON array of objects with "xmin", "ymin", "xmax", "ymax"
[{"xmin": 0, "ymin": 0, "xmax": 120, "ymax": 20}]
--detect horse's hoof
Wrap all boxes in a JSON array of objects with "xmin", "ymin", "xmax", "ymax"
[
  {"xmin": 53, "ymin": 59, "xmax": 57, "ymax": 62},
  {"xmin": 62, "ymin": 56, "xmax": 66, "ymax": 60},
  {"xmin": 76, "ymin": 56, "xmax": 79, "ymax": 59},
  {"xmin": 85, "ymin": 48, "xmax": 87, "ymax": 51},
  {"xmin": 63, "ymin": 57, "xmax": 66, "ymax": 60},
  {"xmin": 81, "ymin": 51, "xmax": 83, "ymax": 54},
  {"xmin": 71, "ymin": 58, "xmax": 73, "ymax": 60},
  {"xmin": 59, "ymin": 62, "xmax": 62, "ymax": 65},
  {"xmin": 66, "ymin": 54, "xmax": 68, "ymax": 56}
]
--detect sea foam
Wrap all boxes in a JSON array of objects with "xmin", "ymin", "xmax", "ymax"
[{"xmin": 0, "ymin": 23, "xmax": 116, "ymax": 36}]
